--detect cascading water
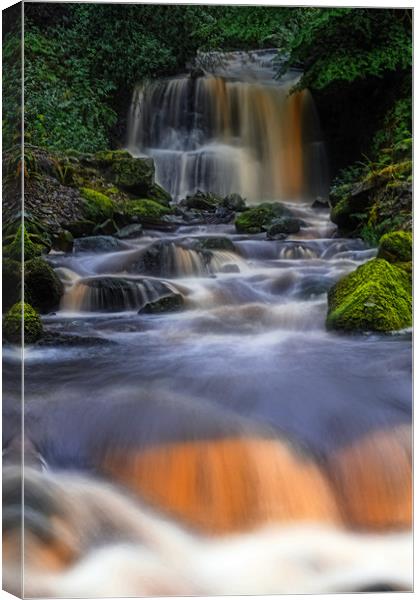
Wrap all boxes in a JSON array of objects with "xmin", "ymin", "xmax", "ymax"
[{"xmin": 127, "ymin": 50, "xmax": 329, "ymax": 203}]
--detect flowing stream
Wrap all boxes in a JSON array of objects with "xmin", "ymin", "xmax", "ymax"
[{"xmin": 3, "ymin": 49, "xmax": 412, "ymax": 595}]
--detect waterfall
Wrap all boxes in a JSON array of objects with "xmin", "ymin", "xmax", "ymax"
[{"xmin": 127, "ymin": 50, "xmax": 329, "ymax": 203}]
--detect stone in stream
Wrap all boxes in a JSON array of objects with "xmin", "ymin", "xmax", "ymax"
[
  {"xmin": 219, "ymin": 263, "xmax": 240, "ymax": 274},
  {"xmin": 139, "ymin": 293, "xmax": 184, "ymax": 314},
  {"xmin": 115, "ymin": 224, "xmax": 144, "ymax": 239},
  {"xmin": 235, "ymin": 202, "xmax": 293, "ymax": 234},
  {"xmin": 266, "ymin": 217, "xmax": 301, "ymax": 239},
  {"xmin": 24, "ymin": 258, "xmax": 64, "ymax": 314},
  {"xmin": 3, "ymin": 302, "xmax": 43, "ymax": 344},
  {"xmin": 73, "ymin": 236, "xmax": 130, "ymax": 253}
]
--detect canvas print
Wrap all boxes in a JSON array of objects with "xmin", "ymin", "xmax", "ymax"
[{"xmin": 2, "ymin": 3, "xmax": 413, "ymax": 596}]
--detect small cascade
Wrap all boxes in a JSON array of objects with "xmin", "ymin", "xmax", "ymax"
[
  {"xmin": 127, "ymin": 50, "xmax": 329, "ymax": 203},
  {"xmin": 61, "ymin": 276, "xmax": 181, "ymax": 312}
]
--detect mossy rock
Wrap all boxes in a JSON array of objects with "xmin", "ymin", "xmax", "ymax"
[
  {"xmin": 377, "ymin": 230, "xmax": 412, "ymax": 263},
  {"xmin": 195, "ymin": 237, "xmax": 235, "ymax": 252},
  {"xmin": 182, "ymin": 191, "xmax": 222, "ymax": 211},
  {"xmin": 3, "ymin": 259, "xmax": 21, "ymax": 311},
  {"xmin": 326, "ymin": 258, "xmax": 412, "ymax": 332},
  {"xmin": 125, "ymin": 199, "xmax": 171, "ymax": 222},
  {"xmin": 94, "ymin": 150, "xmax": 155, "ymax": 196},
  {"xmin": 3, "ymin": 302, "xmax": 43, "ymax": 344},
  {"xmin": 139, "ymin": 293, "xmax": 184, "ymax": 314},
  {"xmin": 52, "ymin": 229, "xmax": 74, "ymax": 253},
  {"xmin": 148, "ymin": 183, "xmax": 172, "ymax": 207},
  {"xmin": 3, "ymin": 225, "xmax": 44, "ymax": 262},
  {"xmin": 24, "ymin": 258, "xmax": 64, "ymax": 314},
  {"xmin": 80, "ymin": 188, "xmax": 116, "ymax": 223},
  {"xmin": 235, "ymin": 202, "xmax": 292, "ymax": 234}
]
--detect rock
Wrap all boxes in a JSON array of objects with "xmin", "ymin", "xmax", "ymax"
[
  {"xmin": 195, "ymin": 237, "xmax": 236, "ymax": 252},
  {"xmin": 35, "ymin": 332, "xmax": 115, "ymax": 347},
  {"xmin": 52, "ymin": 229, "xmax": 74, "ymax": 252},
  {"xmin": 3, "ymin": 224, "xmax": 44, "ymax": 262},
  {"xmin": 190, "ymin": 67, "xmax": 205, "ymax": 79},
  {"xmin": 266, "ymin": 217, "xmax": 301, "ymax": 238},
  {"xmin": 139, "ymin": 293, "xmax": 184, "ymax": 314},
  {"xmin": 66, "ymin": 220, "xmax": 96, "ymax": 238},
  {"xmin": 3, "ymin": 259, "xmax": 21, "ymax": 312},
  {"xmin": 312, "ymin": 197, "xmax": 330, "ymax": 209},
  {"xmin": 326, "ymin": 258, "xmax": 411, "ymax": 332},
  {"xmin": 115, "ymin": 224, "xmax": 143, "ymax": 240},
  {"xmin": 377, "ymin": 230, "xmax": 412, "ymax": 263},
  {"xmin": 267, "ymin": 232, "xmax": 288, "ymax": 241},
  {"xmin": 24, "ymin": 258, "xmax": 64, "ymax": 314},
  {"xmin": 181, "ymin": 190, "xmax": 222, "ymax": 211},
  {"xmin": 220, "ymin": 263, "xmax": 240, "ymax": 273},
  {"xmin": 148, "ymin": 183, "xmax": 172, "ymax": 207},
  {"xmin": 123, "ymin": 199, "xmax": 174, "ymax": 229},
  {"xmin": 95, "ymin": 150, "xmax": 155, "ymax": 196},
  {"xmin": 4, "ymin": 302, "xmax": 43, "ymax": 344},
  {"xmin": 235, "ymin": 202, "xmax": 293, "ymax": 234},
  {"xmin": 93, "ymin": 218, "xmax": 119, "ymax": 236},
  {"xmin": 330, "ymin": 180, "xmax": 375, "ymax": 231},
  {"xmin": 73, "ymin": 236, "xmax": 130, "ymax": 253},
  {"xmin": 80, "ymin": 188, "xmax": 115, "ymax": 222},
  {"xmin": 222, "ymin": 193, "xmax": 246, "ymax": 212}
]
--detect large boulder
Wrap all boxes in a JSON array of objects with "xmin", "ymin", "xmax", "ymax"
[
  {"xmin": 235, "ymin": 203, "xmax": 293, "ymax": 234},
  {"xmin": 95, "ymin": 150, "xmax": 155, "ymax": 196},
  {"xmin": 377, "ymin": 231, "xmax": 412, "ymax": 263},
  {"xmin": 3, "ymin": 302, "xmax": 43, "ymax": 344},
  {"xmin": 326, "ymin": 258, "xmax": 411, "ymax": 332},
  {"xmin": 24, "ymin": 258, "xmax": 64, "ymax": 314}
]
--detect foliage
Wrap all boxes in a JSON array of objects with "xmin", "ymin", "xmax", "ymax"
[
  {"xmin": 275, "ymin": 8, "xmax": 412, "ymax": 91},
  {"xmin": 3, "ymin": 224, "xmax": 45, "ymax": 262},
  {"xmin": 326, "ymin": 258, "xmax": 411, "ymax": 332}
]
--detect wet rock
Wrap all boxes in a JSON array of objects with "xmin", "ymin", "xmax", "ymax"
[
  {"xmin": 115, "ymin": 224, "xmax": 144, "ymax": 240},
  {"xmin": 67, "ymin": 220, "xmax": 96, "ymax": 238},
  {"xmin": 139, "ymin": 293, "xmax": 184, "ymax": 314},
  {"xmin": 190, "ymin": 67, "xmax": 205, "ymax": 79},
  {"xmin": 235, "ymin": 202, "xmax": 293, "ymax": 234},
  {"xmin": 220, "ymin": 263, "xmax": 240, "ymax": 274},
  {"xmin": 148, "ymin": 182, "xmax": 172, "ymax": 207},
  {"xmin": 35, "ymin": 332, "xmax": 115, "ymax": 347},
  {"xmin": 266, "ymin": 217, "xmax": 301, "ymax": 238},
  {"xmin": 222, "ymin": 193, "xmax": 246, "ymax": 212},
  {"xmin": 194, "ymin": 237, "xmax": 236, "ymax": 252},
  {"xmin": 24, "ymin": 258, "xmax": 64, "ymax": 314},
  {"xmin": 312, "ymin": 197, "xmax": 330, "ymax": 210},
  {"xmin": 94, "ymin": 150, "xmax": 155, "ymax": 196},
  {"xmin": 93, "ymin": 219, "xmax": 119, "ymax": 236},
  {"xmin": 73, "ymin": 236, "xmax": 130, "ymax": 253},
  {"xmin": 181, "ymin": 190, "xmax": 223, "ymax": 211}
]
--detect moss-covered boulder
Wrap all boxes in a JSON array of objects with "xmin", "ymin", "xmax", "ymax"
[
  {"xmin": 377, "ymin": 231, "xmax": 412, "ymax": 263},
  {"xmin": 24, "ymin": 258, "xmax": 64, "ymax": 313},
  {"xmin": 3, "ymin": 259, "xmax": 21, "ymax": 311},
  {"xmin": 326, "ymin": 258, "xmax": 412, "ymax": 332},
  {"xmin": 80, "ymin": 188, "xmax": 115, "ymax": 222},
  {"xmin": 66, "ymin": 220, "xmax": 96, "ymax": 238},
  {"xmin": 148, "ymin": 183, "xmax": 172, "ymax": 207},
  {"xmin": 235, "ymin": 203, "xmax": 292, "ymax": 234},
  {"xmin": 181, "ymin": 190, "xmax": 222, "ymax": 211},
  {"xmin": 3, "ymin": 225, "xmax": 44, "ymax": 262},
  {"xmin": 52, "ymin": 229, "xmax": 74, "ymax": 252},
  {"xmin": 3, "ymin": 302, "xmax": 43, "ymax": 344},
  {"xmin": 95, "ymin": 150, "xmax": 155, "ymax": 196}
]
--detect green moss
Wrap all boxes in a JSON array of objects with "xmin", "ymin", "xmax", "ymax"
[
  {"xmin": 377, "ymin": 230, "xmax": 412, "ymax": 263},
  {"xmin": 326, "ymin": 258, "xmax": 411, "ymax": 332},
  {"xmin": 3, "ymin": 258, "xmax": 21, "ymax": 311},
  {"xmin": 80, "ymin": 187, "xmax": 115, "ymax": 223},
  {"xmin": 235, "ymin": 203, "xmax": 292, "ymax": 234},
  {"xmin": 24, "ymin": 258, "xmax": 64, "ymax": 313},
  {"xmin": 3, "ymin": 224, "xmax": 44, "ymax": 262},
  {"xmin": 148, "ymin": 183, "xmax": 172, "ymax": 206},
  {"xmin": 94, "ymin": 151, "xmax": 155, "ymax": 195},
  {"xmin": 3, "ymin": 302, "xmax": 43, "ymax": 344},
  {"xmin": 125, "ymin": 199, "xmax": 171, "ymax": 220}
]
